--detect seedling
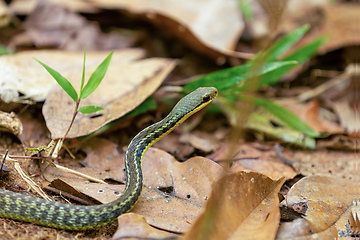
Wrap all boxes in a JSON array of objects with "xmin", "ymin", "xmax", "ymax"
[{"xmin": 35, "ymin": 48, "xmax": 113, "ymax": 144}]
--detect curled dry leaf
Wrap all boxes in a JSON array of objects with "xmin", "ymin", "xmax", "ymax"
[
  {"xmin": 277, "ymin": 175, "xmax": 359, "ymax": 239},
  {"xmin": 183, "ymin": 171, "xmax": 285, "ymax": 240},
  {"xmin": 113, "ymin": 213, "xmax": 177, "ymax": 240},
  {"xmin": 91, "ymin": 0, "xmax": 250, "ymax": 61},
  {"xmin": 42, "ymin": 52, "xmax": 176, "ymax": 139},
  {"xmin": 0, "ymin": 110, "xmax": 22, "ymax": 136}
]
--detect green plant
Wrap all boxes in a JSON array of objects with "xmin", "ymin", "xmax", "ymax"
[
  {"xmin": 35, "ymin": 48, "xmax": 113, "ymax": 143},
  {"xmin": 183, "ymin": 24, "xmax": 328, "ymax": 148}
]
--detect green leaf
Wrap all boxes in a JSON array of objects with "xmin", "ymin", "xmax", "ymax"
[
  {"xmin": 239, "ymin": 0, "xmax": 253, "ymax": 20},
  {"xmin": 0, "ymin": 45, "xmax": 14, "ymax": 55},
  {"xmin": 78, "ymin": 105, "xmax": 104, "ymax": 114},
  {"xmin": 34, "ymin": 58, "xmax": 78, "ymax": 102},
  {"xmin": 79, "ymin": 46, "xmax": 86, "ymax": 98},
  {"xmin": 266, "ymin": 24, "xmax": 310, "ymax": 62},
  {"xmin": 282, "ymin": 35, "xmax": 329, "ymax": 63},
  {"xmin": 80, "ymin": 51, "xmax": 113, "ymax": 99},
  {"xmin": 183, "ymin": 61, "xmax": 297, "ymax": 94},
  {"xmin": 249, "ymin": 24, "xmax": 310, "ymax": 64},
  {"xmin": 241, "ymin": 61, "xmax": 298, "ymax": 89},
  {"xmin": 249, "ymin": 96, "xmax": 320, "ymax": 138}
]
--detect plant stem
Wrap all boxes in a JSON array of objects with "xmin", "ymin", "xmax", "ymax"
[{"xmin": 61, "ymin": 100, "xmax": 80, "ymax": 144}]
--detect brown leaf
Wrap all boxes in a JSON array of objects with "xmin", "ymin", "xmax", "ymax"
[
  {"xmin": 283, "ymin": 101, "xmax": 344, "ymax": 135},
  {"xmin": 10, "ymin": 1, "xmax": 135, "ymax": 51},
  {"xmin": 292, "ymin": 150, "xmax": 357, "ymax": 180},
  {"xmin": 42, "ymin": 52, "xmax": 176, "ymax": 139},
  {"xmin": 47, "ymin": 146, "xmax": 226, "ymax": 233},
  {"xmin": 113, "ymin": 213, "xmax": 177, "ymax": 240},
  {"xmin": 183, "ymin": 171, "xmax": 285, "ymax": 240},
  {"xmin": 210, "ymin": 143, "xmax": 297, "ymax": 180},
  {"xmin": 277, "ymin": 175, "xmax": 359, "ymax": 239}
]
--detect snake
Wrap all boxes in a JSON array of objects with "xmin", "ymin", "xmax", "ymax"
[{"xmin": 0, "ymin": 87, "xmax": 218, "ymax": 230}]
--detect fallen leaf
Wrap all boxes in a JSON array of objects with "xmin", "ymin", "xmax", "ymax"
[
  {"xmin": 332, "ymin": 100, "xmax": 359, "ymax": 136},
  {"xmin": 179, "ymin": 132, "xmax": 216, "ymax": 153},
  {"xmin": 0, "ymin": 110, "xmax": 22, "ymax": 137},
  {"xmin": 276, "ymin": 175, "xmax": 359, "ymax": 239},
  {"xmin": 209, "ymin": 143, "xmax": 297, "ymax": 180},
  {"xmin": 113, "ymin": 213, "xmax": 177, "ymax": 240},
  {"xmin": 283, "ymin": 101, "xmax": 344, "ymax": 134},
  {"xmin": 47, "ymin": 146, "xmax": 226, "ymax": 233},
  {"xmin": 42, "ymin": 52, "xmax": 176, "ymax": 139},
  {"xmin": 292, "ymin": 150, "xmax": 357, "ymax": 180},
  {"xmin": 10, "ymin": 1, "xmax": 136, "ymax": 51},
  {"xmin": 0, "ymin": 49, "xmax": 145, "ymax": 103},
  {"xmin": 91, "ymin": 0, "xmax": 252, "ymax": 61},
  {"xmin": 183, "ymin": 171, "xmax": 285, "ymax": 240}
]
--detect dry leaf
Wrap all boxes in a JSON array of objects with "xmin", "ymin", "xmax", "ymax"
[
  {"xmin": 10, "ymin": 1, "xmax": 135, "ymax": 51},
  {"xmin": 113, "ymin": 213, "xmax": 177, "ymax": 240},
  {"xmin": 183, "ymin": 171, "xmax": 285, "ymax": 240},
  {"xmin": 91, "ymin": 0, "xmax": 251, "ymax": 61},
  {"xmin": 277, "ymin": 175, "xmax": 359, "ymax": 239},
  {"xmin": 282, "ymin": 101, "xmax": 344, "ymax": 135},
  {"xmin": 292, "ymin": 150, "xmax": 358, "ymax": 180},
  {"xmin": 47, "ymin": 146, "xmax": 226, "ymax": 232},
  {"xmin": 210, "ymin": 143, "xmax": 297, "ymax": 180},
  {"xmin": 0, "ymin": 111, "xmax": 22, "ymax": 136},
  {"xmin": 42, "ymin": 52, "xmax": 176, "ymax": 139},
  {"xmin": 0, "ymin": 49, "xmax": 145, "ymax": 103}
]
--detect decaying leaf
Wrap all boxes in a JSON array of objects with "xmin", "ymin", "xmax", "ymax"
[
  {"xmin": 183, "ymin": 171, "xmax": 285, "ymax": 240},
  {"xmin": 113, "ymin": 213, "xmax": 177, "ymax": 240},
  {"xmin": 277, "ymin": 175, "xmax": 359, "ymax": 239}
]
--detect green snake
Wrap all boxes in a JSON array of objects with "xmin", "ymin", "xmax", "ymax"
[{"xmin": 0, "ymin": 87, "xmax": 218, "ymax": 230}]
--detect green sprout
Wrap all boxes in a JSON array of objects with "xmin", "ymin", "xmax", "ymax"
[{"xmin": 35, "ymin": 48, "xmax": 113, "ymax": 143}]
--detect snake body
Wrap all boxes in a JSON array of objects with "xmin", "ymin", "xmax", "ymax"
[{"xmin": 0, "ymin": 87, "xmax": 218, "ymax": 230}]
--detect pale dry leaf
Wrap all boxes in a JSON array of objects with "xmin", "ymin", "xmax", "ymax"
[
  {"xmin": 113, "ymin": 213, "xmax": 177, "ymax": 240},
  {"xmin": 0, "ymin": 111, "xmax": 22, "ymax": 136},
  {"xmin": 183, "ymin": 171, "xmax": 285, "ymax": 240},
  {"xmin": 332, "ymin": 100, "xmax": 359, "ymax": 135},
  {"xmin": 90, "ymin": 0, "xmax": 251, "ymax": 61},
  {"xmin": 42, "ymin": 54, "xmax": 176, "ymax": 139},
  {"xmin": 277, "ymin": 175, "xmax": 359, "ymax": 239},
  {"xmin": 0, "ymin": 49, "xmax": 145, "ymax": 103}
]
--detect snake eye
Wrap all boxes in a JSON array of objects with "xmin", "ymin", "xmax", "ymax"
[{"xmin": 202, "ymin": 94, "xmax": 211, "ymax": 102}]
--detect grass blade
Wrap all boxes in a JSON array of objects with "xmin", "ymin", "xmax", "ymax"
[
  {"xmin": 80, "ymin": 51, "xmax": 113, "ymax": 99},
  {"xmin": 34, "ymin": 58, "xmax": 78, "ymax": 102}
]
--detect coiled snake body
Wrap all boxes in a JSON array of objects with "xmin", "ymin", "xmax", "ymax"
[{"xmin": 0, "ymin": 87, "xmax": 218, "ymax": 230}]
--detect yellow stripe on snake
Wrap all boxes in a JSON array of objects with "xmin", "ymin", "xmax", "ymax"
[{"xmin": 0, "ymin": 87, "xmax": 218, "ymax": 230}]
